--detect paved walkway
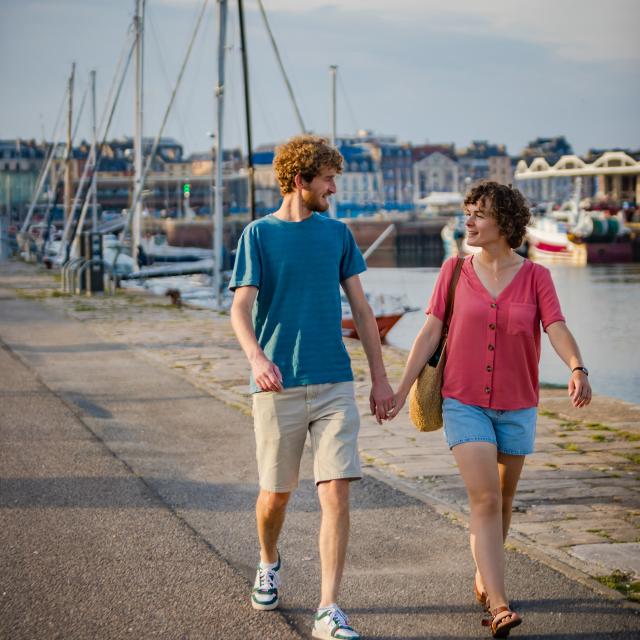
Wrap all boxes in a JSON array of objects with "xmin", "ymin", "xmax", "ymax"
[{"xmin": 0, "ymin": 263, "xmax": 640, "ymax": 638}]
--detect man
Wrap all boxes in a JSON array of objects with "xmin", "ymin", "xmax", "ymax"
[{"xmin": 229, "ymin": 135, "xmax": 394, "ymax": 640}]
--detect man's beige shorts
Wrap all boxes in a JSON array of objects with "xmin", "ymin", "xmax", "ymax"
[{"xmin": 252, "ymin": 381, "xmax": 361, "ymax": 492}]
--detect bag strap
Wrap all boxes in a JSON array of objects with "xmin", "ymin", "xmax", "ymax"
[{"xmin": 442, "ymin": 257, "xmax": 464, "ymax": 337}]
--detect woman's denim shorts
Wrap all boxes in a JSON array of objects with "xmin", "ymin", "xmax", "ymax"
[{"xmin": 442, "ymin": 397, "xmax": 537, "ymax": 456}]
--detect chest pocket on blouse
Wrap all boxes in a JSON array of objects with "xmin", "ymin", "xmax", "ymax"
[{"xmin": 507, "ymin": 302, "xmax": 536, "ymax": 336}]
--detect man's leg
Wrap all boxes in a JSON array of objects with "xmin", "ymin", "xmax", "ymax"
[
  {"xmin": 256, "ymin": 489, "xmax": 291, "ymax": 564},
  {"xmin": 317, "ymin": 479, "xmax": 350, "ymax": 607},
  {"xmin": 251, "ymin": 387, "xmax": 306, "ymax": 610}
]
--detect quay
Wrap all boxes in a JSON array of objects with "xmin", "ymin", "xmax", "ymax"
[{"xmin": 1, "ymin": 259, "xmax": 639, "ymax": 639}]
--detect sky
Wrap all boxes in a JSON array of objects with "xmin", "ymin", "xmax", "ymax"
[{"xmin": 1, "ymin": 0, "xmax": 639, "ymax": 157}]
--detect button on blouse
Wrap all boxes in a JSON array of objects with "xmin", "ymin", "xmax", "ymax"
[{"xmin": 426, "ymin": 256, "xmax": 565, "ymax": 410}]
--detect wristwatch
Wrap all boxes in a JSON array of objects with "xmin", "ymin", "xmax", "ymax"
[{"xmin": 571, "ymin": 366, "xmax": 589, "ymax": 376}]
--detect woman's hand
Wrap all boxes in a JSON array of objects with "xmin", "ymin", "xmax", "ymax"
[
  {"xmin": 568, "ymin": 371, "xmax": 591, "ymax": 408},
  {"xmin": 386, "ymin": 389, "xmax": 409, "ymax": 420}
]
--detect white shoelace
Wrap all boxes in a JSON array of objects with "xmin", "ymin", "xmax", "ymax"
[
  {"xmin": 257, "ymin": 567, "xmax": 279, "ymax": 591},
  {"xmin": 327, "ymin": 605, "xmax": 350, "ymax": 628}
]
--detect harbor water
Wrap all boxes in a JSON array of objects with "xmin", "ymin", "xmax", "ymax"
[{"xmin": 361, "ymin": 263, "xmax": 640, "ymax": 405}]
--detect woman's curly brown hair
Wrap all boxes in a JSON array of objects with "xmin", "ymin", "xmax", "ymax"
[
  {"xmin": 273, "ymin": 135, "xmax": 343, "ymax": 196},
  {"xmin": 464, "ymin": 181, "xmax": 531, "ymax": 248}
]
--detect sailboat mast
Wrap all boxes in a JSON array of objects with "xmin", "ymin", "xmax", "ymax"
[
  {"xmin": 237, "ymin": 0, "xmax": 255, "ymax": 221},
  {"xmin": 213, "ymin": 0, "xmax": 228, "ymax": 309},
  {"xmin": 64, "ymin": 62, "xmax": 76, "ymax": 226},
  {"xmin": 329, "ymin": 64, "xmax": 337, "ymax": 219},
  {"xmin": 132, "ymin": 0, "xmax": 145, "ymax": 269},
  {"xmin": 90, "ymin": 69, "xmax": 98, "ymax": 232}
]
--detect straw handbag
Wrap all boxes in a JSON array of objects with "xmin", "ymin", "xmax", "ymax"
[{"xmin": 409, "ymin": 258, "xmax": 464, "ymax": 432}]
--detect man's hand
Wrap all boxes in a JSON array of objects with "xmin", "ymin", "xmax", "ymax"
[
  {"xmin": 369, "ymin": 378, "xmax": 395, "ymax": 424},
  {"xmin": 251, "ymin": 353, "xmax": 283, "ymax": 392}
]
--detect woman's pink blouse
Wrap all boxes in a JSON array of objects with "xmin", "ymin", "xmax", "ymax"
[{"xmin": 426, "ymin": 256, "xmax": 565, "ymax": 410}]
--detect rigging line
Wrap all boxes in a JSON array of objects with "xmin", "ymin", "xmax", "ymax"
[
  {"xmin": 71, "ymin": 81, "xmax": 89, "ymax": 142},
  {"xmin": 19, "ymin": 85, "xmax": 69, "ymax": 234},
  {"xmin": 146, "ymin": 7, "xmax": 191, "ymax": 149},
  {"xmin": 126, "ymin": 0, "xmax": 211, "ymax": 232},
  {"xmin": 256, "ymin": 0, "xmax": 306, "ymax": 134},
  {"xmin": 183, "ymin": 0, "xmax": 213, "ymax": 125},
  {"xmin": 337, "ymin": 71, "xmax": 359, "ymax": 135},
  {"xmin": 58, "ymin": 34, "xmax": 137, "ymax": 260},
  {"xmin": 36, "ymin": 85, "xmax": 67, "ymax": 185},
  {"xmin": 36, "ymin": 78, "xmax": 89, "ymax": 239},
  {"xmin": 97, "ymin": 25, "xmax": 136, "ymax": 136}
]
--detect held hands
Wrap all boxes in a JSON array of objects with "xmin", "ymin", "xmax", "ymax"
[
  {"xmin": 569, "ymin": 371, "xmax": 592, "ymax": 408},
  {"xmin": 369, "ymin": 378, "xmax": 395, "ymax": 424},
  {"xmin": 370, "ymin": 381, "xmax": 408, "ymax": 424},
  {"xmin": 251, "ymin": 353, "xmax": 283, "ymax": 392},
  {"xmin": 385, "ymin": 389, "xmax": 408, "ymax": 420}
]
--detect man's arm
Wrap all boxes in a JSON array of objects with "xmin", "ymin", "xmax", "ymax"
[
  {"xmin": 230, "ymin": 286, "xmax": 283, "ymax": 392},
  {"xmin": 341, "ymin": 275, "xmax": 394, "ymax": 423}
]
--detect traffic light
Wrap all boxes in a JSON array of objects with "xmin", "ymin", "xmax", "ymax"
[{"xmin": 183, "ymin": 182, "xmax": 191, "ymax": 199}]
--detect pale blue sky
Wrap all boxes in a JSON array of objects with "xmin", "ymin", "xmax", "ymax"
[{"xmin": 1, "ymin": 0, "xmax": 638, "ymax": 156}]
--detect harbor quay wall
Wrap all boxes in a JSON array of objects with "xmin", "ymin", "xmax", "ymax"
[
  {"xmin": 150, "ymin": 215, "xmax": 450, "ymax": 269},
  {"xmin": 344, "ymin": 217, "xmax": 447, "ymax": 268}
]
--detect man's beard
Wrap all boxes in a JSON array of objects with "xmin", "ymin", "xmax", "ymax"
[{"xmin": 302, "ymin": 190, "xmax": 330, "ymax": 212}]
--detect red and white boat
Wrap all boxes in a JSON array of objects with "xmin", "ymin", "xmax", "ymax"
[
  {"xmin": 526, "ymin": 217, "xmax": 587, "ymax": 265},
  {"xmin": 341, "ymin": 293, "xmax": 415, "ymax": 341}
]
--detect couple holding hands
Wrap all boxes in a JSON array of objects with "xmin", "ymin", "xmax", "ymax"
[{"xmin": 229, "ymin": 135, "xmax": 591, "ymax": 639}]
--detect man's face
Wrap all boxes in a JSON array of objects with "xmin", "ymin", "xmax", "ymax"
[{"xmin": 300, "ymin": 166, "xmax": 337, "ymax": 212}]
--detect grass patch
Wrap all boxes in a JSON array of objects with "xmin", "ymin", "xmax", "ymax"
[
  {"xmin": 591, "ymin": 434, "xmax": 608, "ymax": 442},
  {"xmin": 586, "ymin": 422, "xmax": 615, "ymax": 431},
  {"xmin": 50, "ymin": 290, "xmax": 69, "ymax": 297},
  {"xmin": 557, "ymin": 442, "xmax": 585, "ymax": 454},
  {"xmin": 619, "ymin": 453, "xmax": 640, "ymax": 465},
  {"xmin": 587, "ymin": 528, "xmax": 611, "ymax": 539},
  {"xmin": 544, "ymin": 463, "xmax": 558, "ymax": 469},
  {"xmin": 539, "ymin": 409, "xmax": 561, "ymax": 419},
  {"xmin": 73, "ymin": 303, "xmax": 95, "ymax": 312},
  {"xmin": 618, "ymin": 431, "xmax": 640, "ymax": 442},
  {"xmin": 595, "ymin": 571, "xmax": 640, "ymax": 603},
  {"xmin": 559, "ymin": 420, "xmax": 582, "ymax": 430}
]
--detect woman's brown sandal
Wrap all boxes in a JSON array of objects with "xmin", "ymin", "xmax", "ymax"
[{"xmin": 482, "ymin": 606, "xmax": 522, "ymax": 638}]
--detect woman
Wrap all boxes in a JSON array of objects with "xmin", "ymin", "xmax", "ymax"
[{"xmin": 388, "ymin": 181, "xmax": 592, "ymax": 638}]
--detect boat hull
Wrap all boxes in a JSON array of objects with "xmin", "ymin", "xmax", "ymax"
[{"xmin": 341, "ymin": 314, "xmax": 403, "ymax": 341}]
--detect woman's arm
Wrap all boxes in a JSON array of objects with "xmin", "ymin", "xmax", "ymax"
[
  {"xmin": 546, "ymin": 320, "xmax": 592, "ymax": 408},
  {"xmin": 387, "ymin": 314, "xmax": 444, "ymax": 418}
]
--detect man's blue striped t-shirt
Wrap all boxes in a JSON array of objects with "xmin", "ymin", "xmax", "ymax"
[{"xmin": 229, "ymin": 213, "xmax": 366, "ymax": 392}]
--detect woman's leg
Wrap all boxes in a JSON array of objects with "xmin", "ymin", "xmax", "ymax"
[
  {"xmin": 452, "ymin": 441, "xmax": 509, "ymax": 610},
  {"xmin": 497, "ymin": 453, "xmax": 526, "ymax": 540}
]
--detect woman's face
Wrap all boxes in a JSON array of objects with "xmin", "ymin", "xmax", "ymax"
[{"xmin": 464, "ymin": 200, "xmax": 504, "ymax": 248}]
